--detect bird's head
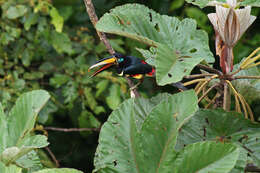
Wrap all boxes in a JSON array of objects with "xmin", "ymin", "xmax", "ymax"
[{"xmin": 88, "ymin": 53, "xmax": 126, "ymax": 77}]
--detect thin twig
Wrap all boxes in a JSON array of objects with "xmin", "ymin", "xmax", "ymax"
[
  {"xmin": 202, "ymin": 87, "xmax": 212, "ymax": 103},
  {"xmin": 45, "ymin": 127, "xmax": 100, "ymax": 132},
  {"xmin": 196, "ymin": 75, "xmax": 218, "ymax": 95},
  {"xmin": 195, "ymin": 81, "xmax": 204, "ymax": 93},
  {"xmin": 183, "ymin": 78, "xmax": 208, "ymax": 86},
  {"xmin": 240, "ymin": 47, "xmax": 260, "ymax": 68},
  {"xmin": 230, "ymin": 68, "xmax": 241, "ymax": 76},
  {"xmin": 83, "ymin": 0, "xmax": 140, "ymax": 97},
  {"xmin": 184, "ymin": 73, "xmax": 215, "ymax": 79},
  {"xmin": 83, "ymin": 0, "xmax": 114, "ymax": 55},
  {"xmin": 45, "ymin": 147, "xmax": 60, "ymax": 168},
  {"xmin": 226, "ymin": 80, "xmax": 250, "ymax": 120},
  {"xmin": 196, "ymin": 64, "xmax": 222, "ymax": 75},
  {"xmin": 205, "ymin": 92, "xmax": 220, "ymax": 109},
  {"xmin": 198, "ymin": 83, "xmax": 219, "ymax": 103},
  {"xmin": 234, "ymin": 75, "xmax": 260, "ymax": 80},
  {"xmin": 125, "ymin": 77, "xmax": 140, "ymax": 97}
]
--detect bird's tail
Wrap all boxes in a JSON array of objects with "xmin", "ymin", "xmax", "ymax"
[{"xmin": 171, "ymin": 82, "xmax": 188, "ymax": 91}]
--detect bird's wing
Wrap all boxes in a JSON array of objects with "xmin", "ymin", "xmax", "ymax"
[{"xmin": 123, "ymin": 63, "xmax": 153, "ymax": 75}]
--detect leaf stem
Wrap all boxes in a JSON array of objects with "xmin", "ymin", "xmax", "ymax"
[
  {"xmin": 196, "ymin": 75, "xmax": 218, "ymax": 95},
  {"xmin": 205, "ymin": 92, "xmax": 220, "ymax": 109},
  {"xmin": 240, "ymin": 47, "xmax": 260, "ymax": 68},
  {"xmin": 196, "ymin": 64, "xmax": 222, "ymax": 75},
  {"xmin": 45, "ymin": 147, "xmax": 60, "ymax": 168},
  {"xmin": 183, "ymin": 78, "xmax": 208, "ymax": 86},
  {"xmin": 184, "ymin": 74, "xmax": 215, "ymax": 79},
  {"xmin": 223, "ymin": 82, "xmax": 230, "ymax": 111},
  {"xmin": 198, "ymin": 83, "xmax": 218, "ymax": 103},
  {"xmin": 233, "ymin": 75, "xmax": 260, "ymax": 80}
]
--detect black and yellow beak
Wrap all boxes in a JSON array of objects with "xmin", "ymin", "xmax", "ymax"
[{"xmin": 88, "ymin": 56, "xmax": 117, "ymax": 77}]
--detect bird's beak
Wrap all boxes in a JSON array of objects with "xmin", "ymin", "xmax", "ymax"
[{"xmin": 88, "ymin": 56, "xmax": 117, "ymax": 77}]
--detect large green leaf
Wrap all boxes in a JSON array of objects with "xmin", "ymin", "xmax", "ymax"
[
  {"xmin": 185, "ymin": 0, "xmax": 260, "ymax": 8},
  {"xmin": 7, "ymin": 90, "xmax": 50, "ymax": 147},
  {"xmin": 94, "ymin": 91, "xmax": 198, "ymax": 173},
  {"xmin": 34, "ymin": 168, "xmax": 83, "ymax": 173},
  {"xmin": 94, "ymin": 94, "xmax": 170, "ymax": 173},
  {"xmin": 173, "ymin": 141, "xmax": 239, "ymax": 173},
  {"xmin": 0, "ymin": 135, "xmax": 48, "ymax": 165},
  {"xmin": 155, "ymin": 43, "xmax": 204, "ymax": 85},
  {"xmin": 96, "ymin": 4, "xmax": 214, "ymax": 85},
  {"xmin": 176, "ymin": 109, "xmax": 260, "ymax": 169},
  {"xmin": 136, "ymin": 90, "xmax": 198, "ymax": 173}
]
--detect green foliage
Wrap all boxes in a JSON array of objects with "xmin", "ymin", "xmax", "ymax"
[
  {"xmin": 172, "ymin": 142, "xmax": 239, "ymax": 173},
  {"xmin": 0, "ymin": 90, "xmax": 50, "ymax": 171},
  {"xmin": 6, "ymin": 5, "xmax": 28, "ymax": 19},
  {"xmin": 96, "ymin": 4, "xmax": 214, "ymax": 85},
  {"xmin": 93, "ymin": 91, "xmax": 245, "ymax": 172},
  {"xmin": 0, "ymin": 90, "xmax": 83, "ymax": 172},
  {"xmin": 0, "ymin": 0, "xmax": 259, "ymax": 172},
  {"xmin": 176, "ymin": 109, "xmax": 260, "ymax": 171},
  {"xmin": 94, "ymin": 91, "xmax": 198, "ymax": 172},
  {"xmin": 0, "ymin": 0, "xmax": 128, "ymax": 138}
]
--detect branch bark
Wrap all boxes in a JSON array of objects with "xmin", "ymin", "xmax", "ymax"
[
  {"xmin": 83, "ymin": 0, "xmax": 140, "ymax": 97},
  {"xmin": 45, "ymin": 147, "xmax": 60, "ymax": 168},
  {"xmin": 83, "ymin": 0, "xmax": 114, "ymax": 55}
]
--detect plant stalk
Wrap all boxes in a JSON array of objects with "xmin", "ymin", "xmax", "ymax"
[{"xmin": 223, "ymin": 81, "xmax": 231, "ymax": 111}]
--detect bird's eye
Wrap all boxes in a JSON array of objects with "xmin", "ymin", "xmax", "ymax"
[{"xmin": 118, "ymin": 58, "xmax": 123, "ymax": 62}]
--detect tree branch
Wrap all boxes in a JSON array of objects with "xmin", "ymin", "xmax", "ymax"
[
  {"xmin": 83, "ymin": 0, "xmax": 140, "ymax": 97},
  {"xmin": 45, "ymin": 147, "xmax": 60, "ymax": 168},
  {"xmin": 45, "ymin": 127, "xmax": 100, "ymax": 132},
  {"xmin": 198, "ymin": 83, "xmax": 219, "ymax": 103},
  {"xmin": 83, "ymin": 0, "xmax": 114, "ymax": 55}
]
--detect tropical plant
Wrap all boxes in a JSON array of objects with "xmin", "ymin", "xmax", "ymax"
[
  {"xmin": 0, "ymin": 0, "xmax": 259, "ymax": 172},
  {"xmin": 89, "ymin": 0, "xmax": 260, "ymax": 172},
  {"xmin": 0, "ymin": 90, "xmax": 83, "ymax": 172}
]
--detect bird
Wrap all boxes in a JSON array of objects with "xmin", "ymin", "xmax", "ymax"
[{"xmin": 88, "ymin": 53, "xmax": 187, "ymax": 91}]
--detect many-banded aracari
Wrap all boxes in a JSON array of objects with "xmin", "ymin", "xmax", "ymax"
[{"xmin": 89, "ymin": 53, "xmax": 187, "ymax": 90}]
